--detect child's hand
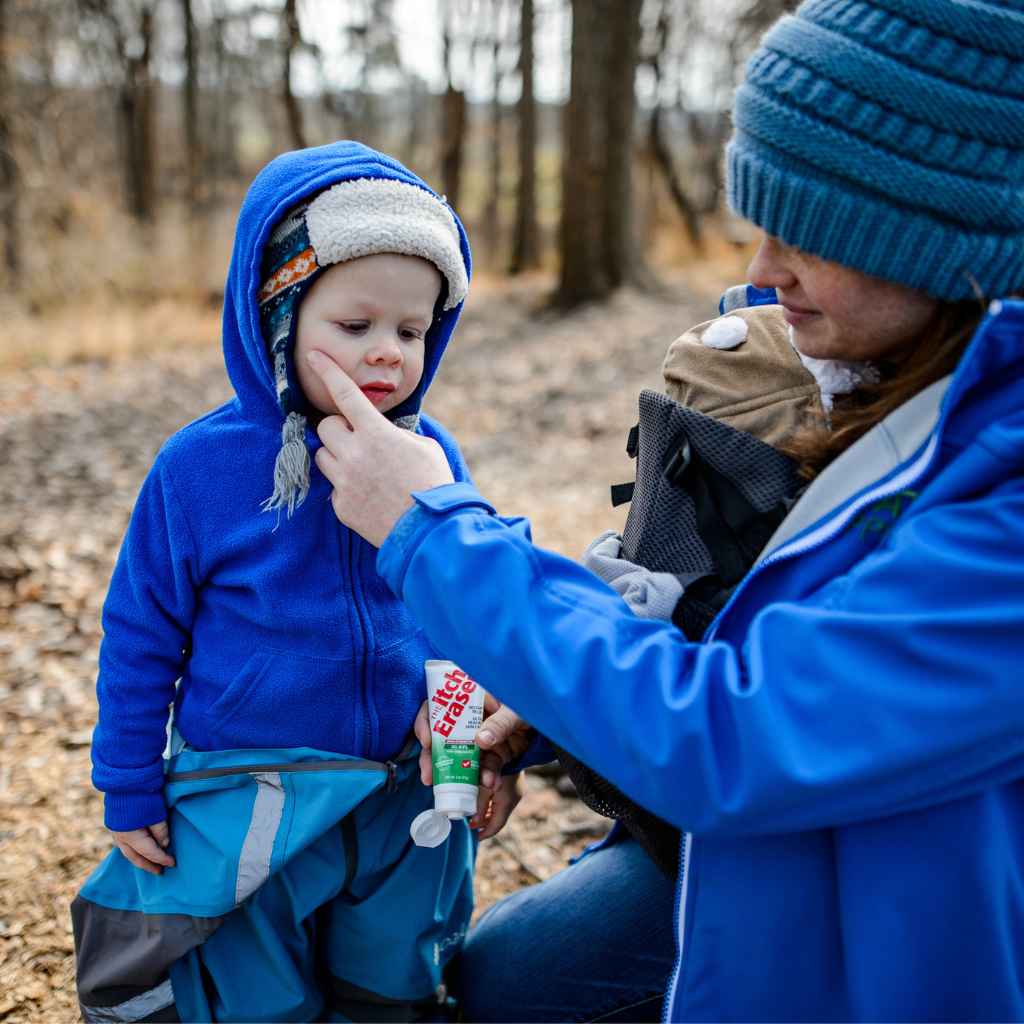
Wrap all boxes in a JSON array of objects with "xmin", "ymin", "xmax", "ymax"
[
  {"xmin": 413, "ymin": 699, "xmax": 435, "ymax": 785},
  {"xmin": 110, "ymin": 821, "xmax": 175, "ymax": 875},
  {"xmin": 471, "ymin": 774, "xmax": 523, "ymax": 840}
]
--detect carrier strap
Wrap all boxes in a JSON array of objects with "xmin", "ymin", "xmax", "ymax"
[
  {"xmin": 610, "ymin": 482, "xmax": 635, "ymax": 507},
  {"xmin": 626, "ymin": 424, "xmax": 640, "ymax": 458},
  {"xmin": 666, "ymin": 437, "xmax": 776, "ymax": 587}
]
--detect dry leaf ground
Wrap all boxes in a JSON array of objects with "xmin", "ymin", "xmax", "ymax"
[{"xmin": 0, "ymin": 274, "xmax": 716, "ymax": 1022}]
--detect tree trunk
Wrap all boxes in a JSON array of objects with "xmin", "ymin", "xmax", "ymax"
[
  {"xmin": 509, "ymin": 0, "xmax": 539, "ymax": 275},
  {"xmin": 282, "ymin": 0, "xmax": 307, "ymax": 150},
  {"xmin": 647, "ymin": 0, "xmax": 701, "ymax": 248},
  {"xmin": 439, "ymin": 9, "xmax": 466, "ymax": 209},
  {"xmin": 403, "ymin": 79, "xmax": 424, "ymax": 170},
  {"xmin": 556, "ymin": 0, "xmax": 642, "ymax": 307},
  {"xmin": 649, "ymin": 107, "xmax": 702, "ymax": 248},
  {"xmin": 180, "ymin": 0, "xmax": 199, "ymax": 203},
  {"xmin": 483, "ymin": 1, "xmax": 505, "ymax": 265},
  {"xmin": 118, "ymin": 4, "xmax": 156, "ymax": 221},
  {"xmin": 440, "ymin": 85, "xmax": 466, "ymax": 209},
  {"xmin": 600, "ymin": 0, "xmax": 643, "ymax": 289},
  {"xmin": 208, "ymin": 7, "xmax": 235, "ymax": 190},
  {"xmin": 0, "ymin": 0, "xmax": 18, "ymax": 276}
]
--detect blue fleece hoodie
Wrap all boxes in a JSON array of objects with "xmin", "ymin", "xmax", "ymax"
[{"xmin": 92, "ymin": 142, "xmax": 473, "ymax": 832}]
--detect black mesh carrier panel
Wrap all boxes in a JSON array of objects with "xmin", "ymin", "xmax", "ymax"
[{"xmin": 553, "ymin": 389, "xmax": 801, "ymax": 877}]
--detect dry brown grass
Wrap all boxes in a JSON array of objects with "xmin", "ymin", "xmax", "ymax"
[
  {"xmin": 0, "ymin": 193, "xmax": 239, "ymax": 371},
  {"xmin": 0, "ymin": 191, "xmax": 757, "ymax": 374}
]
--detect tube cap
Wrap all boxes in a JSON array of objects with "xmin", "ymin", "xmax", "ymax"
[
  {"xmin": 434, "ymin": 786, "xmax": 477, "ymax": 817},
  {"xmin": 410, "ymin": 809, "xmax": 452, "ymax": 848}
]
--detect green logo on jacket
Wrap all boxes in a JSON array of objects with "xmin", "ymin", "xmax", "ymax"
[{"xmin": 854, "ymin": 489, "xmax": 919, "ymax": 539}]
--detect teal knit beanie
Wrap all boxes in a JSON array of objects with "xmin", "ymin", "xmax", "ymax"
[{"xmin": 727, "ymin": 0, "xmax": 1024, "ymax": 301}]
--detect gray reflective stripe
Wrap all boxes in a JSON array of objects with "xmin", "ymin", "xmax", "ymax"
[
  {"xmin": 235, "ymin": 772, "xmax": 285, "ymax": 904},
  {"xmin": 80, "ymin": 978, "xmax": 174, "ymax": 1023}
]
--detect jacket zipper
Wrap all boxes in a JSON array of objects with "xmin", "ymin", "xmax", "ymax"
[
  {"xmin": 664, "ymin": 431, "xmax": 943, "ymax": 1020},
  {"xmin": 663, "ymin": 831, "xmax": 692, "ymax": 1023},
  {"xmin": 165, "ymin": 757, "xmax": 391, "ymax": 782},
  {"xmin": 346, "ymin": 529, "xmax": 373, "ymax": 754},
  {"xmin": 166, "ymin": 734, "xmax": 419, "ymax": 784}
]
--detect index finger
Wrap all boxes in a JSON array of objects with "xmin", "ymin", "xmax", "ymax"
[{"xmin": 305, "ymin": 350, "xmax": 378, "ymax": 428}]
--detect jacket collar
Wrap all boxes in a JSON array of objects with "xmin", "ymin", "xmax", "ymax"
[{"xmin": 761, "ymin": 299, "xmax": 1024, "ymax": 560}]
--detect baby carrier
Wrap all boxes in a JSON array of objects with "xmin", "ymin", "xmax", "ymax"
[{"xmin": 555, "ymin": 382, "xmax": 802, "ymax": 876}]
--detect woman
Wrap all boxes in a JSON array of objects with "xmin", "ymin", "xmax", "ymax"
[{"xmin": 307, "ymin": 0, "xmax": 1024, "ymax": 1019}]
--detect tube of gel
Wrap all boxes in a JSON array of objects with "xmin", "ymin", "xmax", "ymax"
[{"xmin": 410, "ymin": 660, "xmax": 486, "ymax": 847}]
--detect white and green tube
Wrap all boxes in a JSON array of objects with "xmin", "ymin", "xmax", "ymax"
[{"xmin": 410, "ymin": 660, "xmax": 486, "ymax": 847}]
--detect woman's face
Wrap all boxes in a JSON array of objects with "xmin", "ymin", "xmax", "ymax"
[{"xmin": 747, "ymin": 234, "xmax": 940, "ymax": 362}]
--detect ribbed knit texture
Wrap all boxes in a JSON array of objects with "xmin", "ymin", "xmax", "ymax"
[{"xmin": 727, "ymin": 0, "xmax": 1024, "ymax": 300}]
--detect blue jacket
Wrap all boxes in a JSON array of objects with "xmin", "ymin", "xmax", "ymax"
[
  {"xmin": 93, "ymin": 142, "xmax": 472, "ymax": 832},
  {"xmin": 377, "ymin": 299, "xmax": 1024, "ymax": 1021}
]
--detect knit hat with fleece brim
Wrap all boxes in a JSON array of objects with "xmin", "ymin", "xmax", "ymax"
[
  {"xmin": 727, "ymin": 0, "xmax": 1024, "ymax": 301},
  {"xmin": 258, "ymin": 177, "xmax": 469, "ymax": 518}
]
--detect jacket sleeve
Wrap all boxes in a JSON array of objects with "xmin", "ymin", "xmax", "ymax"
[
  {"xmin": 377, "ymin": 478, "xmax": 1024, "ymax": 838},
  {"xmin": 92, "ymin": 455, "xmax": 199, "ymax": 831}
]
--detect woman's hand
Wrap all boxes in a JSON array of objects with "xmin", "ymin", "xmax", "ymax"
[
  {"xmin": 414, "ymin": 693, "xmax": 535, "ymax": 838},
  {"xmin": 110, "ymin": 821, "xmax": 175, "ymax": 875},
  {"xmin": 475, "ymin": 701, "xmax": 536, "ymax": 786},
  {"xmin": 307, "ymin": 350, "xmax": 454, "ymax": 547}
]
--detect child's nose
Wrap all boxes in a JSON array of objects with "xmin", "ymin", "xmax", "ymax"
[
  {"xmin": 366, "ymin": 333, "xmax": 403, "ymax": 365},
  {"xmin": 748, "ymin": 235, "xmax": 798, "ymax": 291}
]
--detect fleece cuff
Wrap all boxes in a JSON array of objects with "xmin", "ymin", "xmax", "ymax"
[
  {"xmin": 103, "ymin": 790, "xmax": 168, "ymax": 832},
  {"xmin": 377, "ymin": 483, "xmax": 495, "ymax": 598}
]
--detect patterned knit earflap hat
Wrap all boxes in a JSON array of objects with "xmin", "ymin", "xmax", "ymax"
[{"xmin": 257, "ymin": 178, "xmax": 469, "ymax": 518}]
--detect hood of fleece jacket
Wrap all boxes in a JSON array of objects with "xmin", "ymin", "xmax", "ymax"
[{"xmin": 222, "ymin": 140, "xmax": 472, "ymax": 427}]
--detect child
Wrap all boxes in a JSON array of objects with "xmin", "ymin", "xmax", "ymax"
[{"xmin": 72, "ymin": 141, "xmax": 477, "ymax": 1023}]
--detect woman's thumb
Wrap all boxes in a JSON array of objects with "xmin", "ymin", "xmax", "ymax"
[{"xmin": 477, "ymin": 704, "xmax": 522, "ymax": 749}]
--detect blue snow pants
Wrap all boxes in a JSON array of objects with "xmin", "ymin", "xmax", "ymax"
[{"xmin": 71, "ymin": 742, "xmax": 476, "ymax": 1023}]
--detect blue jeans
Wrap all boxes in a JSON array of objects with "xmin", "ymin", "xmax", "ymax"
[{"xmin": 453, "ymin": 832, "xmax": 677, "ymax": 1023}]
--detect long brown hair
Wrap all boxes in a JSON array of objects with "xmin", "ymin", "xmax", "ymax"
[{"xmin": 779, "ymin": 301, "xmax": 987, "ymax": 480}]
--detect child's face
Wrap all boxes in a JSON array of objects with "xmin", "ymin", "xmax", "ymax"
[
  {"xmin": 295, "ymin": 253, "xmax": 441, "ymax": 416},
  {"xmin": 748, "ymin": 234, "xmax": 939, "ymax": 363}
]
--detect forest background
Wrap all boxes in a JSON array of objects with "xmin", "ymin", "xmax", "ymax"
[{"xmin": 0, "ymin": 1, "xmax": 795, "ymax": 1019}]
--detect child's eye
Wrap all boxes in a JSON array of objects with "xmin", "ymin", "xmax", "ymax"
[
  {"xmin": 336, "ymin": 320, "xmax": 369, "ymax": 334},
  {"xmin": 399, "ymin": 327, "xmax": 424, "ymax": 342}
]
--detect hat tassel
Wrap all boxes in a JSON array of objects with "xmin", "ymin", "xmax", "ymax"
[{"xmin": 261, "ymin": 412, "xmax": 310, "ymax": 518}]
